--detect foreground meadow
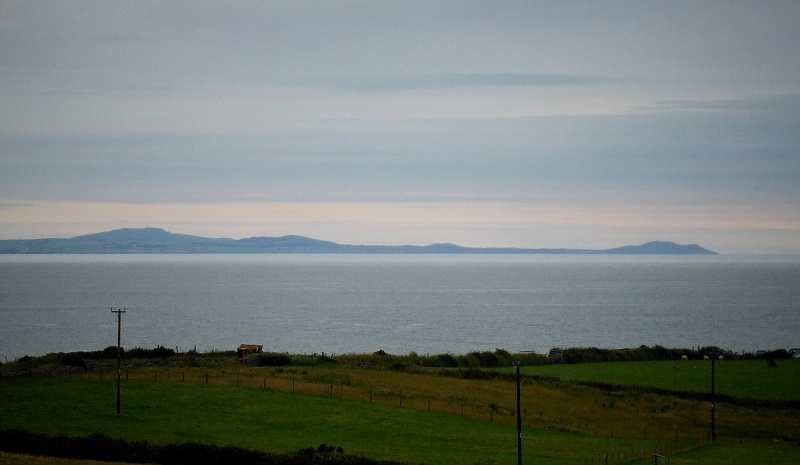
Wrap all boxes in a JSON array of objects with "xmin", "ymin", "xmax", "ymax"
[{"xmin": 1, "ymin": 353, "xmax": 798, "ymax": 464}]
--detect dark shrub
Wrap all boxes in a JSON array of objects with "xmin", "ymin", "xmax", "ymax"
[
  {"xmin": 125, "ymin": 346, "xmax": 175, "ymax": 359},
  {"xmin": 433, "ymin": 353, "xmax": 459, "ymax": 367},
  {"xmin": 456, "ymin": 354, "xmax": 480, "ymax": 367},
  {"xmin": 493, "ymin": 348, "xmax": 513, "ymax": 365},
  {"xmin": 61, "ymin": 354, "xmax": 86, "ymax": 369},
  {"xmin": 756, "ymin": 349, "xmax": 792, "ymax": 360},
  {"xmin": 101, "ymin": 346, "xmax": 120, "ymax": 359},
  {"xmin": 469, "ymin": 351, "xmax": 499, "ymax": 367},
  {"xmin": 556, "ymin": 345, "xmax": 706, "ymax": 364},
  {"xmin": 256, "ymin": 353, "xmax": 292, "ymax": 366},
  {"xmin": 0, "ymin": 430, "xmax": 405, "ymax": 465}
]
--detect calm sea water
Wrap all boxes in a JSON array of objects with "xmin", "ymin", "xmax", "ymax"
[{"xmin": 1, "ymin": 254, "xmax": 798, "ymax": 361}]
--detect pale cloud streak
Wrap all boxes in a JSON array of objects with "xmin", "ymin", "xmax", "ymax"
[
  {"xmin": 2, "ymin": 198, "xmax": 798, "ymax": 254},
  {"xmin": 295, "ymin": 73, "xmax": 616, "ymax": 92}
]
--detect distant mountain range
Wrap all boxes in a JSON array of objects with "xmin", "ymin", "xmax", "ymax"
[{"xmin": 0, "ymin": 227, "xmax": 718, "ymax": 254}]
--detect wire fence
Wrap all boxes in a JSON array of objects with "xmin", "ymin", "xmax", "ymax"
[{"xmin": 4, "ymin": 362, "xmax": 792, "ymax": 465}]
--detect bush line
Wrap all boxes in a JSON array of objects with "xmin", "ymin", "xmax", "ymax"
[
  {"xmin": 0, "ymin": 429, "xmax": 406, "ymax": 465},
  {"xmin": 5, "ymin": 345, "xmax": 794, "ymax": 379},
  {"xmin": 551, "ymin": 345, "xmax": 793, "ymax": 364}
]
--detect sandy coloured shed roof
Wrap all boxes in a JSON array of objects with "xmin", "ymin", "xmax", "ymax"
[{"xmin": 237, "ymin": 344, "xmax": 263, "ymax": 351}]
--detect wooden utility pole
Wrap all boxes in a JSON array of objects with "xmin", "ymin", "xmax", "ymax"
[
  {"xmin": 711, "ymin": 357, "xmax": 716, "ymax": 441},
  {"xmin": 112, "ymin": 308, "xmax": 126, "ymax": 415},
  {"xmin": 514, "ymin": 361, "xmax": 522, "ymax": 465}
]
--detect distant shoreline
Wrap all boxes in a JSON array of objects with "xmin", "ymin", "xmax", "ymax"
[{"xmin": 0, "ymin": 227, "xmax": 718, "ymax": 255}]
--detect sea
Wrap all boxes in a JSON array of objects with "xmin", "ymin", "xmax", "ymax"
[{"xmin": 1, "ymin": 254, "xmax": 798, "ymax": 361}]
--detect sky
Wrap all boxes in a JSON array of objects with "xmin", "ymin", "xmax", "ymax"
[{"xmin": 1, "ymin": 1, "xmax": 799, "ymax": 254}]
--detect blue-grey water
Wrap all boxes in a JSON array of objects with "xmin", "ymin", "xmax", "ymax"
[{"xmin": 1, "ymin": 254, "xmax": 798, "ymax": 361}]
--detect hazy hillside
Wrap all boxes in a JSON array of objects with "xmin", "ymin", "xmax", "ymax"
[{"xmin": 0, "ymin": 228, "xmax": 719, "ymax": 254}]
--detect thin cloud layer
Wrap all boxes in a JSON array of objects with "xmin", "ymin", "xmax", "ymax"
[
  {"xmin": 296, "ymin": 73, "xmax": 614, "ymax": 92},
  {"xmin": 1, "ymin": 1, "xmax": 799, "ymax": 253}
]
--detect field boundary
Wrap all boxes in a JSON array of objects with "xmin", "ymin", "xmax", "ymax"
[{"xmin": 0, "ymin": 429, "xmax": 404, "ymax": 465}]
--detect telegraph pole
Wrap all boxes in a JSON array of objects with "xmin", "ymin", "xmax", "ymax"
[
  {"xmin": 514, "ymin": 361, "xmax": 522, "ymax": 465},
  {"xmin": 711, "ymin": 357, "xmax": 716, "ymax": 442},
  {"xmin": 112, "ymin": 308, "xmax": 126, "ymax": 415}
]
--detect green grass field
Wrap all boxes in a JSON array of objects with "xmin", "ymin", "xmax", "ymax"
[
  {"xmin": 1, "ymin": 377, "xmax": 675, "ymax": 465},
  {"xmin": 2, "ymin": 358, "xmax": 798, "ymax": 465},
  {"xmin": 513, "ymin": 359, "xmax": 800, "ymax": 400}
]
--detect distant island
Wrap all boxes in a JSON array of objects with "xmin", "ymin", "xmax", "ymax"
[{"xmin": 0, "ymin": 227, "xmax": 718, "ymax": 254}]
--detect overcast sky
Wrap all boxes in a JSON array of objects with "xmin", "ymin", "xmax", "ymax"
[{"xmin": 1, "ymin": 1, "xmax": 799, "ymax": 253}]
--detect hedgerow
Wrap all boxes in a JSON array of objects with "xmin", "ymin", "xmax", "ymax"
[{"xmin": 0, "ymin": 429, "xmax": 406, "ymax": 465}]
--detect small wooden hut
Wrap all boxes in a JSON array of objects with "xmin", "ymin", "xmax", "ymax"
[{"xmin": 237, "ymin": 344, "xmax": 263, "ymax": 358}]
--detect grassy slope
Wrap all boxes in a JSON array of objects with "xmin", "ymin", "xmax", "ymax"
[
  {"xmin": 1, "ymin": 377, "xmax": 664, "ymax": 465},
  {"xmin": 514, "ymin": 359, "xmax": 800, "ymax": 400},
  {"xmin": 2, "ymin": 360, "xmax": 798, "ymax": 465}
]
